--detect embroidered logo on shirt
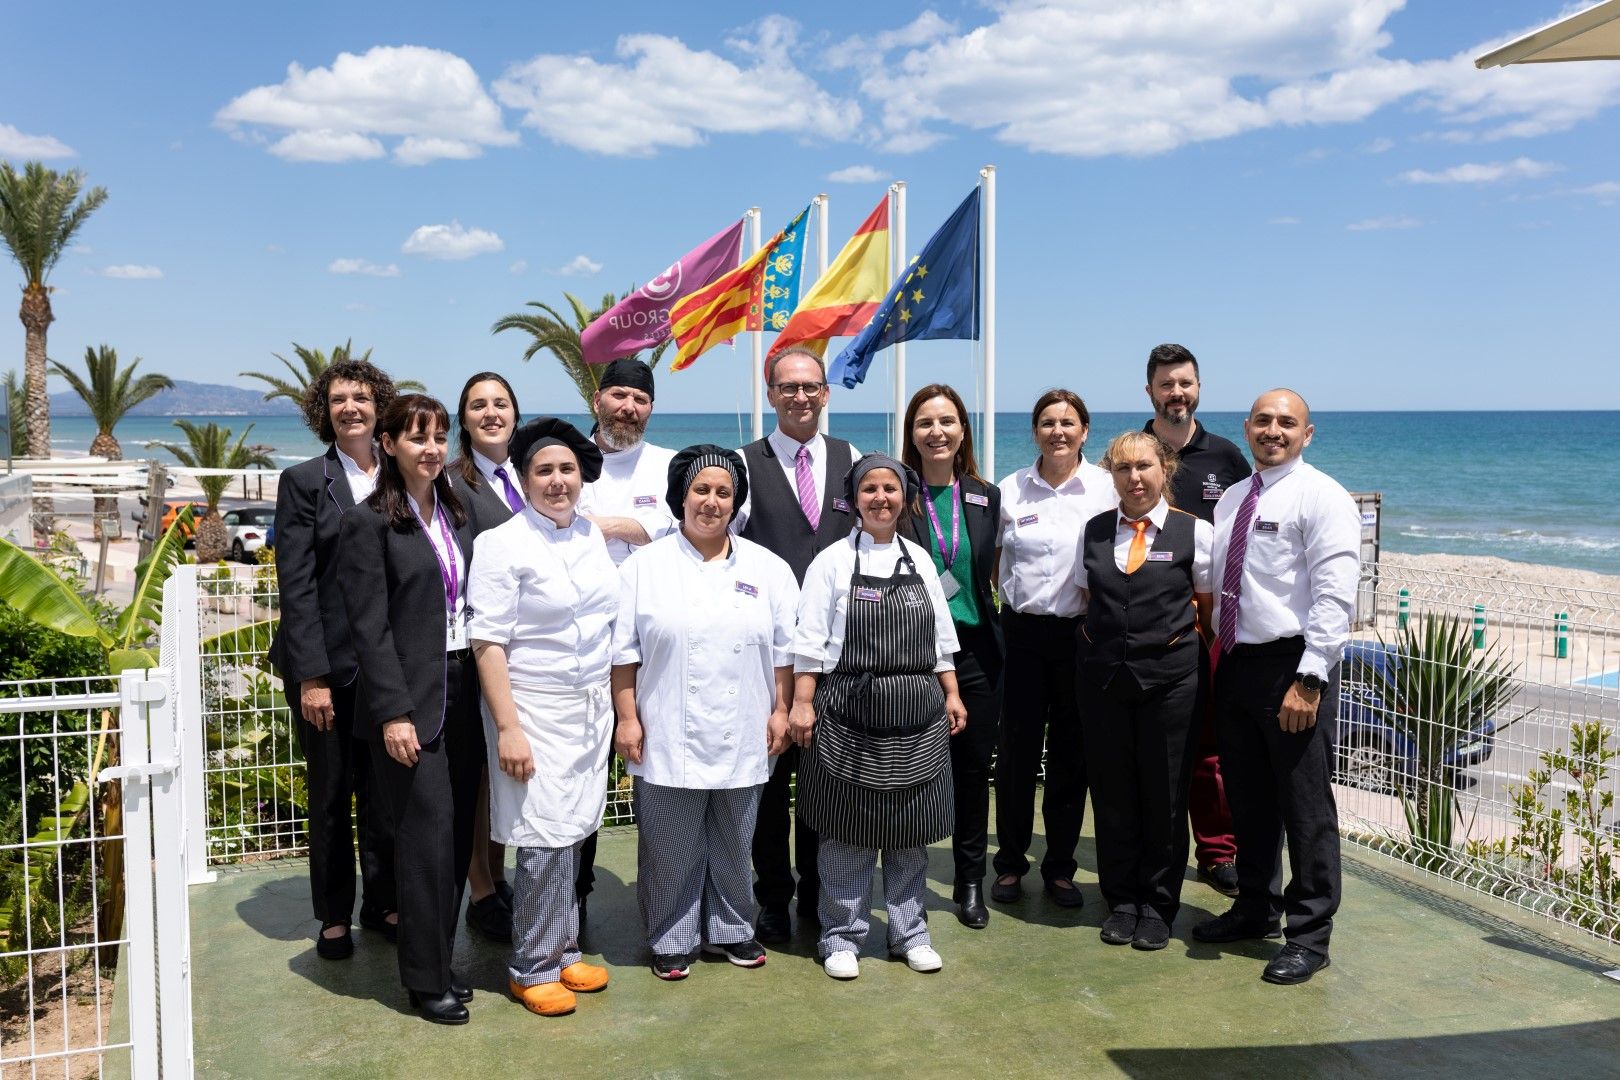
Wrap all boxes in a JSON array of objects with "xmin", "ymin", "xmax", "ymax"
[
  {"xmin": 854, "ymin": 586, "xmax": 883, "ymax": 603},
  {"xmin": 964, "ymin": 492, "xmax": 989, "ymax": 507},
  {"xmin": 1017, "ymin": 513, "xmax": 1039, "ymax": 527},
  {"xmin": 735, "ymin": 581, "xmax": 758, "ymax": 597},
  {"xmin": 1147, "ymin": 551, "xmax": 1173, "ymax": 562},
  {"xmin": 831, "ymin": 497, "xmax": 851, "ymax": 513},
  {"xmin": 903, "ymin": 595, "xmax": 927, "ymax": 607},
  {"xmin": 1202, "ymin": 474, "xmax": 1223, "ymax": 501},
  {"xmin": 1255, "ymin": 520, "xmax": 1280, "ymax": 533},
  {"xmin": 633, "ymin": 494, "xmax": 658, "ymax": 507}
]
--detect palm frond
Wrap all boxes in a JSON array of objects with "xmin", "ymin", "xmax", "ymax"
[
  {"xmin": 0, "ymin": 162, "xmax": 107, "ymax": 285},
  {"xmin": 0, "ymin": 536, "xmax": 113, "ymax": 646},
  {"xmin": 113, "ymin": 507, "xmax": 195, "ymax": 649}
]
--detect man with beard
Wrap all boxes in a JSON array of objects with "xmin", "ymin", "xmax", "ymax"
[
  {"xmin": 1141, "ymin": 343, "xmax": 1250, "ymax": 899},
  {"xmin": 578, "ymin": 358, "xmax": 677, "ymax": 567}
]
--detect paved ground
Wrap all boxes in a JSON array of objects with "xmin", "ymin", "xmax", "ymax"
[{"xmin": 177, "ymin": 822, "xmax": 1620, "ymax": 1079}]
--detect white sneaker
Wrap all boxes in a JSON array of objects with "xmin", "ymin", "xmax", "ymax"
[
  {"xmin": 902, "ymin": 944, "xmax": 942, "ymax": 973},
  {"xmin": 823, "ymin": 951, "xmax": 860, "ymax": 979}
]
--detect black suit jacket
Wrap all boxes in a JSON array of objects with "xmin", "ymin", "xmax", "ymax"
[
  {"xmin": 902, "ymin": 473, "xmax": 1003, "ymax": 670},
  {"xmin": 455, "ymin": 459, "xmax": 516, "ymax": 537},
  {"xmin": 269, "ymin": 447, "xmax": 366, "ymax": 688},
  {"xmin": 337, "ymin": 488, "xmax": 478, "ymax": 745}
]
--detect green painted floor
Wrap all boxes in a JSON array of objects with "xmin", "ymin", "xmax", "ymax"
[{"xmin": 188, "ymin": 825, "xmax": 1620, "ymax": 1079}]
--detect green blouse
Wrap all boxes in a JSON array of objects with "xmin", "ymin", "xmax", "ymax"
[{"xmin": 923, "ymin": 482, "xmax": 982, "ymax": 628}]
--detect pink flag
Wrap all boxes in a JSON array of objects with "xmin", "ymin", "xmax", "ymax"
[{"xmin": 580, "ymin": 219, "xmax": 745, "ymax": 365}]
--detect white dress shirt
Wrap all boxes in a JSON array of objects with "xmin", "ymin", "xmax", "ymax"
[
  {"xmin": 466, "ymin": 508, "xmax": 618, "ymax": 689},
  {"xmin": 334, "ymin": 444, "xmax": 378, "ymax": 503},
  {"xmin": 577, "ymin": 439, "xmax": 677, "ymax": 566},
  {"xmin": 471, "ymin": 448, "xmax": 519, "ymax": 504},
  {"xmin": 405, "ymin": 491, "xmax": 466, "ymax": 629},
  {"xmin": 733, "ymin": 426, "xmax": 861, "ymax": 533},
  {"xmin": 794, "ymin": 530, "xmax": 960, "ymax": 675},
  {"xmin": 1210, "ymin": 457, "xmax": 1361, "ymax": 679},
  {"xmin": 1075, "ymin": 499, "xmax": 1214, "ymax": 593},
  {"xmin": 613, "ymin": 532, "xmax": 799, "ymax": 789},
  {"xmin": 996, "ymin": 457, "xmax": 1118, "ymax": 617}
]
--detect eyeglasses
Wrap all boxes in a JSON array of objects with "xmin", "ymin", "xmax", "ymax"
[{"xmin": 771, "ymin": 382, "xmax": 826, "ymax": 399}]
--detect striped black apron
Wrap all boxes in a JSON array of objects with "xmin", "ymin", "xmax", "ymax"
[{"xmin": 797, "ymin": 542, "xmax": 954, "ymax": 849}]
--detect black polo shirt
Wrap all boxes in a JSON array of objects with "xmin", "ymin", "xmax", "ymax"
[{"xmin": 1141, "ymin": 418, "xmax": 1252, "ymax": 524}]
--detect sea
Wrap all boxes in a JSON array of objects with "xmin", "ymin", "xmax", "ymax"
[{"xmin": 47, "ymin": 410, "xmax": 1620, "ymax": 576}]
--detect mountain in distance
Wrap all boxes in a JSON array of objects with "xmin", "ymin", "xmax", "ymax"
[{"xmin": 50, "ymin": 378, "xmax": 297, "ymax": 417}]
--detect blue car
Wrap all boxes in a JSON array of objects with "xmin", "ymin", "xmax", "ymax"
[{"xmin": 1333, "ymin": 641, "xmax": 1497, "ymax": 793}]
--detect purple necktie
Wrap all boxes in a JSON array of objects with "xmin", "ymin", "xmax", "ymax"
[
  {"xmin": 1217, "ymin": 472, "xmax": 1265, "ymax": 654},
  {"xmin": 493, "ymin": 465, "xmax": 524, "ymax": 514},
  {"xmin": 795, "ymin": 445, "xmax": 821, "ymax": 530}
]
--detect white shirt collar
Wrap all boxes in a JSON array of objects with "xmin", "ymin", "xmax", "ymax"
[
  {"xmin": 1256, "ymin": 456, "xmax": 1304, "ymax": 486},
  {"xmin": 471, "ymin": 448, "xmax": 511, "ymax": 481},
  {"xmin": 675, "ymin": 527, "xmax": 737, "ymax": 567},
  {"xmin": 522, "ymin": 505, "xmax": 577, "ymax": 534},
  {"xmin": 769, "ymin": 425, "xmax": 824, "ymax": 462},
  {"xmin": 1026, "ymin": 454, "xmax": 1095, "ymax": 494},
  {"xmin": 1119, "ymin": 498, "xmax": 1170, "ymax": 530},
  {"xmin": 334, "ymin": 443, "xmax": 375, "ymax": 478}
]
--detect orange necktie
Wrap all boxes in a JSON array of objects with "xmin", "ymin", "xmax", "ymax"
[{"xmin": 1125, "ymin": 519, "xmax": 1149, "ymax": 574}]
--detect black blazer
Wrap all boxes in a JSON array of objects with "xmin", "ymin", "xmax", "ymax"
[
  {"xmin": 337, "ymin": 488, "xmax": 478, "ymax": 745},
  {"xmin": 269, "ymin": 446, "xmax": 365, "ymax": 688},
  {"xmin": 454, "ymin": 459, "xmax": 515, "ymax": 537},
  {"xmin": 902, "ymin": 472, "xmax": 1003, "ymax": 667}
]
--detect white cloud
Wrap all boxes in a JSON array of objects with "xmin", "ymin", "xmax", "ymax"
[
  {"xmin": 1347, "ymin": 215, "xmax": 1424, "ymax": 231},
  {"xmin": 1398, "ymin": 157, "xmax": 1560, "ymax": 184},
  {"xmin": 401, "ymin": 221, "xmax": 504, "ymax": 260},
  {"xmin": 1269, "ymin": 216, "xmax": 1302, "ymax": 226},
  {"xmin": 494, "ymin": 17, "xmax": 861, "ymax": 156},
  {"xmin": 508, "ymin": 259, "xmax": 528, "ymax": 275},
  {"xmin": 328, "ymin": 257, "xmax": 401, "ymax": 277},
  {"xmin": 70, "ymin": 244, "xmax": 92, "ymax": 255},
  {"xmin": 1362, "ymin": 137, "xmax": 1395, "ymax": 153},
  {"xmin": 827, "ymin": 164, "xmax": 885, "ymax": 183},
  {"xmin": 0, "ymin": 123, "xmax": 76, "ymax": 159},
  {"xmin": 1571, "ymin": 181, "xmax": 1620, "ymax": 204},
  {"xmin": 554, "ymin": 254, "xmax": 601, "ymax": 277},
  {"xmin": 99, "ymin": 264, "xmax": 164, "ymax": 279},
  {"xmin": 216, "ymin": 45, "xmax": 518, "ymax": 165}
]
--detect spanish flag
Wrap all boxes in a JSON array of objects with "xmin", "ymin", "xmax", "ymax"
[
  {"xmin": 767, "ymin": 196, "xmax": 890, "ymax": 360},
  {"xmin": 670, "ymin": 205, "xmax": 809, "ymax": 372}
]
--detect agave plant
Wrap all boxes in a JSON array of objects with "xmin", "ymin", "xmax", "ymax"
[{"xmin": 491, "ymin": 291, "xmax": 670, "ymax": 411}]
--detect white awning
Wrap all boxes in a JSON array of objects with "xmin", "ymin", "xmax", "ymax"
[{"xmin": 1476, "ymin": 0, "xmax": 1620, "ymax": 67}]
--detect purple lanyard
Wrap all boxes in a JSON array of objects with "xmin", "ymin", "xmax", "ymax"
[
  {"xmin": 923, "ymin": 480, "xmax": 961, "ymax": 570},
  {"xmin": 411, "ymin": 500, "xmax": 460, "ymax": 611}
]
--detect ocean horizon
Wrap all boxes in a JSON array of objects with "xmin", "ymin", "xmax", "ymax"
[{"xmin": 47, "ymin": 409, "xmax": 1620, "ymax": 576}]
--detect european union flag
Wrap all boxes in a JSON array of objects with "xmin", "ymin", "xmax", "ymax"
[{"xmin": 830, "ymin": 187, "xmax": 979, "ymax": 389}]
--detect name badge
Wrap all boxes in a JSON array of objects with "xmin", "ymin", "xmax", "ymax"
[
  {"xmin": 446, "ymin": 612, "xmax": 468, "ymax": 651},
  {"xmin": 633, "ymin": 494, "xmax": 657, "ymax": 507},
  {"xmin": 832, "ymin": 497, "xmax": 851, "ymax": 513},
  {"xmin": 940, "ymin": 574, "xmax": 961, "ymax": 600},
  {"xmin": 1147, "ymin": 551, "xmax": 1173, "ymax": 562},
  {"xmin": 735, "ymin": 581, "xmax": 758, "ymax": 597},
  {"xmin": 964, "ymin": 492, "xmax": 989, "ymax": 507},
  {"xmin": 1202, "ymin": 484, "xmax": 1223, "ymax": 501},
  {"xmin": 854, "ymin": 586, "xmax": 883, "ymax": 603},
  {"xmin": 1255, "ymin": 520, "xmax": 1280, "ymax": 533},
  {"xmin": 1018, "ymin": 514, "xmax": 1039, "ymax": 528}
]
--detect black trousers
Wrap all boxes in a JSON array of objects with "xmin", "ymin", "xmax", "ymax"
[
  {"xmin": 752, "ymin": 743, "xmax": 820, "ymax": 914},
  {"xmin": 1214, "ymin": 638, "xmax": 1342, "ymax": 956},
  {"xmin": 1081, "ymin": 664, "xmax": 1200, "ymax": 925},
  {"xmin": 576, "ymin": 830, "xmax": 598, "ymax": 901},
  {"xmin": 290, "ymin": 679, "xmax": 394, "ymax": 925},
  {"xmin": 371, "ymin": 657, "xmax": 486, "ymax": 995},
  {"xmin": 993, "ymin": 611, "xmax": 1087, "ymax": 883},
  {"xmin": 950, "ymin": 622, "xmax": 1002, "ymax": 886}
]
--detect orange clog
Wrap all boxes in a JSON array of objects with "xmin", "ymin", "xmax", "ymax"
[
  {"xmin": 560, "ymin": 961, "xmax": 610, "ymax": 993},
  {"xmin": 509, "ymin": 978, "xmax": 576, "ymax": 1016}
]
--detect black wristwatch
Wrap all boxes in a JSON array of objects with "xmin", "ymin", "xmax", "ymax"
[{"xmin": 1295, "ymin": 673, "xmax": 1325, "ymax": 695}]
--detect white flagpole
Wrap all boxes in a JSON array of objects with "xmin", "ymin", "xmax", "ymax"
[
  {"xmin": 980, "ymin": 166, "xmax": 997, "ymax": 481},
  {"xmin": 890, "ymin": 181, "xmax": 907, "ymax": 457},
  {"xmin": 748, "ymin": 207, "xmax": 764, "ymax": 441},
  {"xmin": 815, "ymin": 192, "xmax": 831, "ymax": 436}
]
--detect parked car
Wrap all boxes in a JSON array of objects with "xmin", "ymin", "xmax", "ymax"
[
  {"xmin": 1334, "ymin": 641, "xmax": 1497, "ymax": 793},
  {"xmin": 159, "ymin": 501, "xmax": 207, "ymax": 544},
  {"xmin": 222, "ymin": 506, "xmax": 276, "ymax": 563}
]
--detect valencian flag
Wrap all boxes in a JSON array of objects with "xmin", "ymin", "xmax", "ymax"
[
  {"xmin": 768, "ymin": 195, "xmax": 890, "ymax": 359},
  {"xmin": 830, "ymin": 188, "xmax": 979, "ymax": 389},
  {"xmin": 669, "ymin": 204, "xmax": 810, "ymax": 371},
  {"xmin": 580, "ymin": 218, "xmax": 746, "ymax": 366}
]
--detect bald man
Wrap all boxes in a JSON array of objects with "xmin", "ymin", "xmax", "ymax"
[{"xmin": 1192, "ymin": 390, "xmax": 1359, "ymax": 985}]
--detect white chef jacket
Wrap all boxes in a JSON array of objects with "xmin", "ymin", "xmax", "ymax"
[
  {"xmin": 335, "ymin": 444, "xmax": 378, "ymax": 503},
  {"xmin": 996, "ymin": 457, "xmax": 1118, "ymax": 617},
  {"xmin": 1075, "ymin": 499, "xmax": 1215, "ymax": 593},
  {"xmin": 732, "ymin": 426, "xmax": 862, "ymax": 534},
  {"xmin": 794, "ymin": 530, "xmax": 959, "ymax": 675},
  {"xmin": 1210, "ymin": 456, "xmax": 1361, "ymax": 679},
  {"xmin": 612, "ymin": 531, "xmax": 799, "ymax": 789},
  {"xmin": 577, "ymin": 439, "xmax": 677, "ymax": 565}
]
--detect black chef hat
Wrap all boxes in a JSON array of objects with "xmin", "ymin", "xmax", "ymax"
[
  {"xmin": 508, "ymin": 416, "xmax": 603, "ymax": 484},
  {"xmin": 843, "ymin": 452, "xmax": 921, "ymax": 511},
  {"xmin": 665, "ymin": 443, "xmax": 747, "ymax": 522},
  {"xmin": 597, "ymin": 358, "xmax": 655, "ymax": 401}
]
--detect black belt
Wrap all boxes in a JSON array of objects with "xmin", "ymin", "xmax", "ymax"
[
  {"xmin": 1002, "ymin": 609, "xmax": 1080, "ymax": 627},
  {"xmin": 1223, "ymin": 635, "xmax": 1304, "ymax": 657}
]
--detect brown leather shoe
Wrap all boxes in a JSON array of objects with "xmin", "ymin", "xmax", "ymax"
[
  {"xmin": 509, "ymin": 979, "xmax": 577, "ymax": 1016},
  {"xmin": 559, "ymin": 961, "xmax": 610, "ymax": 992}
]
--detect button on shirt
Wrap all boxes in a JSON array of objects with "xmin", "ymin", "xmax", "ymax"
[
  {"xmin": 733, "ymin": 427, "xmax": 861, "ymax": 534},
  {"xmin": 1210, "ymin": 457, "xmax": 1361, "ymax": 679},
  {"xmin": 1075, "ymin": 499, "xmax": 1214, "ymax": 592},
  {"xmin": 996, "ymin": 457, "xmax": 1119, "ymax": 617},
  {"xmin": 466, "ymin": 509, "xmax": 618, "ymax": 689},
  {"xmin": 577, "ymin": 439, "xmax": 677, "ymax": 566},
  {"xmin": 335, "ymin": 444, "xmax": 378, "ymax": 503},
  {"xmin": 794, "ymin": 530, "xmax": 960, "ymax": 674},
  {"xmin": 612, "ymin": 532, "xmax": 800, "ymax": 789},
  {"xmin": 405, "ymin": 492, "xmax": 466, "ymax": 627}
]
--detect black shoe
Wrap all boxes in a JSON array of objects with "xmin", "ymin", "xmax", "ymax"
[
  {"xmin": 1192, "ymin": 908, "xmax": 1283, "ymax": 944},
  {"xmin": 651, "ymin": 953, "xmax": 690, "ymax": 981},
  {"xmin": 1262, "ymin": 942, "xmax": 1331, "ymax": 985},
  {"xmin": 465, "ymin": 894, "xmax": 513, "ymax": 943},
  {"xmin": 756, "ymin": 907, "xmax": 791, "ymax": 944},
  {"xmin": 954, "ymin": 883, "xmax": 989, "ymax": 929},
  {"xmin": 407, "ymin": 988, "xmax": 470, "ymax": 1025},
  {"xmin": 1099, "ymin": 910, "xmax": 1138, "ymax": 946},
  {"xmin": 990, "ymin": 875, "xmax": 1022, "ymax": 904},
  {"xmin": 1044, "ymin": 878, "xmax": 1085, "ymax": 909},
  {"xmin": 1131, "ymin": 915, "xmax": 1171, "ymax": 951},
  {"xmin": 1198, "ymin": 862, "xmax": 1241, "ymax": 898},
  {"xmin": 358, "ymin": 906, "xmax": 398, "ymax": 943},
  {"xmin": 450, "ymin": 978, "xmax": 473, "ymax": 1004},
  {"xmin": 702, "ymin": 939, "xmax": 768, "ymax": 968},
  {"xmin": 493, "ymin": 880, "xmax": 515, "ymax": 910},
  {"xmin": 315, "ymin": 922, "xmax": 353, "ymax": 960}
]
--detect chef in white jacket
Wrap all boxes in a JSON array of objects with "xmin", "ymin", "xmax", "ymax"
[{"xmin": 469, "ymin": 417, "xmax": 617, "ymax": 1019}]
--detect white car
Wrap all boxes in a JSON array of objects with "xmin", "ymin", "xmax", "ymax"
[{"xmin": 223, "ymin": 506, "xmax": 276, "ymax": 563}]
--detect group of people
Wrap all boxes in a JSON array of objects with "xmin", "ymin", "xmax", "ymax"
[{"xmin": 270, "ymin": 341, "xmax": 1361, "ymax": 1025}]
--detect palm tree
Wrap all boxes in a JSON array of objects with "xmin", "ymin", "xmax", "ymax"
[
  {"xmin": 50, "ymin": 346, "xmax": 174, "ymax": 539},
  {"xmin": 491, "ymin": 292, "xmax": 670, "ymax": 411},
  {"xmin": 3, "ymin": 371, "xmax": 25, "ymax": 458},
  {"xmin": 152, "ymin": 421, "xmax": 274, "ymax": 563},
  {"xmin": 240, "ymin": 340, "xmax": 422, "ymax": 405},
  {"xmin": 0, "ymin": 162, "xmax": 109, "ymax": 459}
]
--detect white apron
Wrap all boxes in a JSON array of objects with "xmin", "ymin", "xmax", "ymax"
[{"xmin": 483, "ymin": 680, "xmax": 612, "ymax": 849}]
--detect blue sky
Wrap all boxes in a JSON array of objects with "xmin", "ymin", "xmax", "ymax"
[{"xmin": 3, "ymin": 1, "xmax": 1618, "ymax": 414}]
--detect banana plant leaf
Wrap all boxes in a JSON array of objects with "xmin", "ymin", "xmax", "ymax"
[
  {"xmin": 0, "ymin": 538, "xmax": 112, "ymax": 646},
  {"xmin": 0, "ymin": 781, "xmax": 91, "ymax": 951},
  {"xmin": 200, "ymin": 618, "xmax": 278, "ymax": 671},
  {"xmin": 113, "ymin": 507, "xmax": 195, "ymax": 650}
]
